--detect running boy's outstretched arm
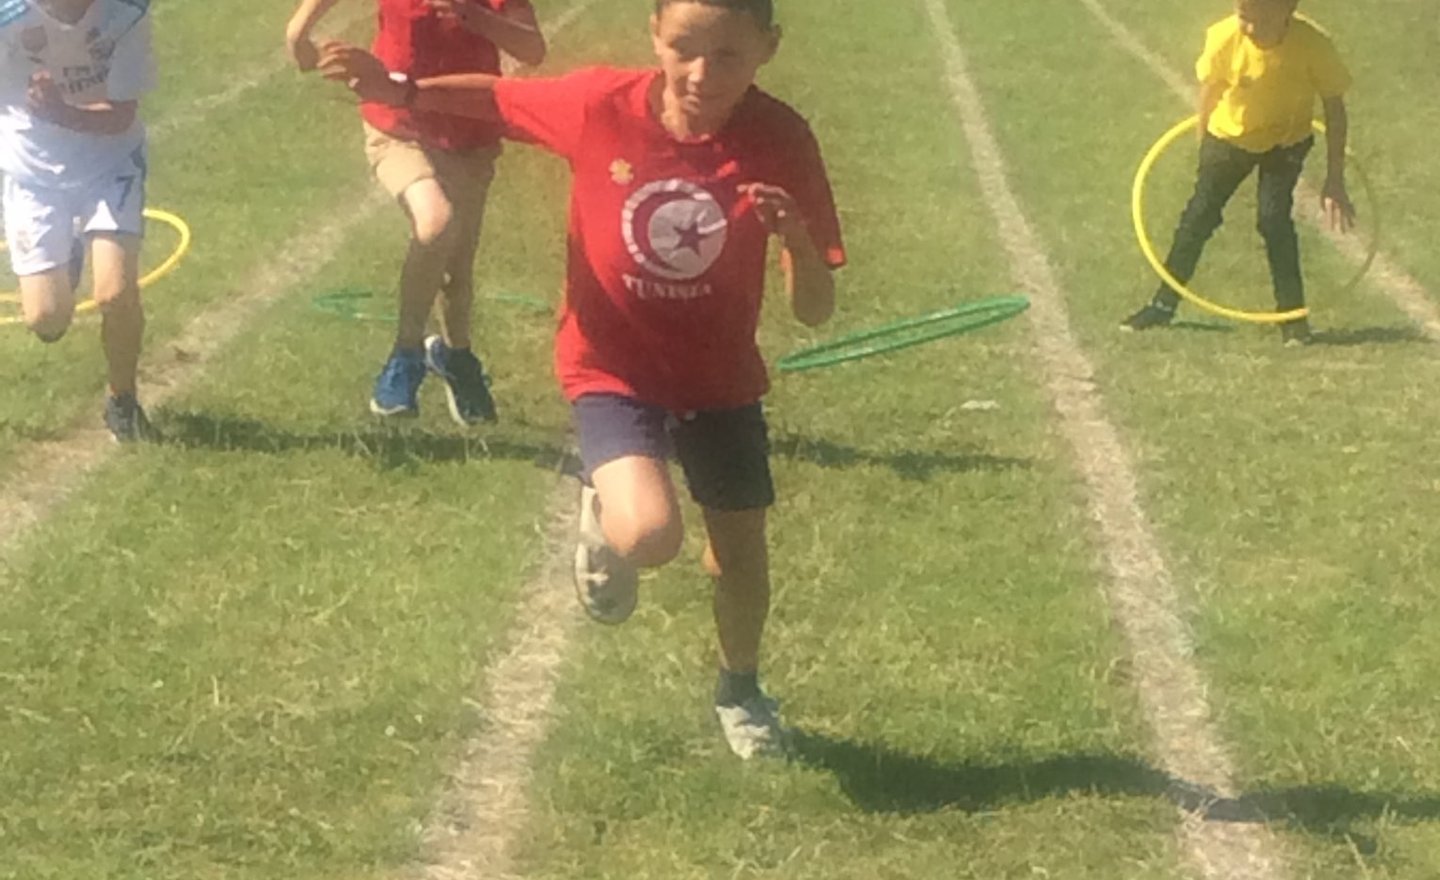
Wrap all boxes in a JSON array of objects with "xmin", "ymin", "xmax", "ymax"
[
  {"xmin": 26, "ymin": 72, "xmax": 137, "ymax": 135},
  {"xmin": 743, "ymin": 183, "xmax": 835, "ymax": 327},
  {"xmin": 1320, "ymin": 95, "xmax": 1355, "ymax": 233},
  {"xmin": 319, "ymin": 42, "xmax": 503, "ymax": 119},
  {"xmin": 287, "ymin": 0, "xmax": 346, "ymax": 71},
  {"xmin": 431, "ymin": 0, "xmax": 547, "ymax": 66}
]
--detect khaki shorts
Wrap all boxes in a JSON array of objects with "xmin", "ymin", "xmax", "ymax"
[{"xmin": 362, "ymin": 122, "xmax": 500, "ymax": 214}]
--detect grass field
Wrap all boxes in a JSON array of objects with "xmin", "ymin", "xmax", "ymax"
[{"xmin": 3, "ymin": 1, "xmax": 1439, "ymax": 878}]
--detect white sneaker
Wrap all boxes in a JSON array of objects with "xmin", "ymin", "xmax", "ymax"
[
  {"xmin": 573, "ymin": 484, "xmax": 638, "ymax": 624},
  {"xmin": 715, "ymin": 693, "xmax": 785, "ymax": 760}
]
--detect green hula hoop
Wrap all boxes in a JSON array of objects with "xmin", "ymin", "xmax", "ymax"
[
  {"xmin": 488, "ymin": 293, "xmax": 554, "ymax": 314},
  {"xmin": 312, "ymin": 287, "xmax": 397, "ymax": 322},
  {"xmin": 311, "ymin": 288, "xmax": 552, "ymax": 322},
  {"xmin": 776, "ymin": 295, "xmax": 1031, "ymax": 374}
]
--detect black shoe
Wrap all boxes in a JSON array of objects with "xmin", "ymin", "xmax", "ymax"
[
  {"xmin": 1280, "ymin": 319, "xmax": 1313, "ymax": 347},
  {"xmin": 104, "ymin": 392, "xmax": 153, "ymax": 443},
  {"xmin": 423, "ymin": 335, "xmax": 497, "ymax": 425},
  {"xmin": 68, "ymin": 237, "xmax": 85, "ymax": 290},
  {"xmin": 1119, "ymin": 302, "xmax": 1175, "ymax": 332}
]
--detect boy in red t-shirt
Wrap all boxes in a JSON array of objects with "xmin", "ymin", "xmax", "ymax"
[
  {"xmin": 286, "ymin": 0, "xmax": 545, "ymax": 423},
  {"xmin": 319, "ymin": 0, "xmax": 845, "ymax": 759}
]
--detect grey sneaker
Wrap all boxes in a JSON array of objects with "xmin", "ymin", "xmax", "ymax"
[
  {"xmin": 715, "ymin": 692, "xmax": 785, "ymax": 760},
  {"xmin": 573, "ymin": 484, "xmax": 638, "ymax": 625},
  {"xmin": 103, "ymin": 392, "xmax": 152, "ymax": 444}
]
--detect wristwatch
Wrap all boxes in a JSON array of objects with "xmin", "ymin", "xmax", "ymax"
[{"xmin": 387, "ymin": 70, "xmax": 418, "ymax": 108}]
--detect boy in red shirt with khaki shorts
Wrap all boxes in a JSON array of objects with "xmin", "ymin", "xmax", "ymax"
[
  {"xmin": 321, "ymin": 0, "xmax": 844, "ymax": 759},
  {"xmin": 287, "ymin": 0, "xmax": 545, "ymax": 423}
]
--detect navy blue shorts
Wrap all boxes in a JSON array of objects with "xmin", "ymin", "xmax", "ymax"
[{"xmin": 572, "ymin": 393, "xmax": 775, "ymax": 511}]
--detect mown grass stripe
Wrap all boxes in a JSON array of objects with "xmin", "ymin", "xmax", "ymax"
[
  {"xmin": 921, "ymin": 0, "xmax": 1292, "ymax": 876},
  {"xmin": 148, "ymin": 1, "xmax": 373, "ymax": 142},
  {"xmin": 397, "ymin": 5, "xmax": 605, "ymax": 876}
]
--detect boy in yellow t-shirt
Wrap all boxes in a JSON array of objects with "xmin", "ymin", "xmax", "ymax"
[{"xmin": 1121, "ymin": 0, "xmax": 1355, "ymax": 345}]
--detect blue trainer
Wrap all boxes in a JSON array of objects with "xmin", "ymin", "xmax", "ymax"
[
  {"xmin": 370, "ymin": 348, "xmax": 427, "ymax": 418},
  {"xmin": 423, "ymin": 335, "xmax": 497, "ymax": 425}
]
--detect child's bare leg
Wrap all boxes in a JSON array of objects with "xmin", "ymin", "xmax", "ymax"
[
  {"xmin": 702, "ymin": 507, "xmax": 770, "ymax": 674},
  {"xmin": 19, "ymin": 267, "xmax": 76, "ymax": 343},
  {"xmin": 705, "ymin": 505, "xmax": 782, "ymax": 759},
  {"xmin": 395, "ymin": 178, "xmax": 456, "ymax": 350},
  {"xmin": 89, "ymin": 234, "xmax": 144, "ymax": 395},
  {"xmin": 591, "ymin": 455, "xmax": 684, "ymax": 568},
  {"xmin": 436, "ymin": 149, "xmax": 498, "ymax": 351},
  {"xmin": 437, "ymin": 192, "xmax": 486, "ymax": 350}
]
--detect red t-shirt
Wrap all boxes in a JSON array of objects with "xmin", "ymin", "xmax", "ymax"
[
  {"xmin": 492, "ymin": 67, "xmax": 846, "ymax": 412},
  {"xmin": 363, "ymin": 0, "xmax": 529, "ymax": 150}
]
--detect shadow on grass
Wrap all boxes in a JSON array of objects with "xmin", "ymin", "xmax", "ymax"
[
  {"xmin": 1169, "ymin": 320, "xmax": 1237, "ymax": 334},
  {"xmin": 770, "ymin": 433, "xmax": 1030, "ymax": 481},
  {"xmin": 790, "ymin": 730, "xmax": 1440, "ymax": 851},
  {"xmin": 154, "ymin": 413, "xmax": 1026, "ymax": 482},
  {"xmin": 1311, "ymin": 325, "xmax": 1429, "ymax": 347},
  {"xmin": 154, "ymin": 409, "xmax": 581, "ymax": 474},
  {"xmin": 1144, "ymin": 323, "xmax": 1427, "ymax": 347},
  {"xmin": 1212, "ymin": 785, "xmax": 1440, "ymax": 855},
  {"xmin": 788, "ymin": 730, "xmax": 1169, "ymax": 814}
]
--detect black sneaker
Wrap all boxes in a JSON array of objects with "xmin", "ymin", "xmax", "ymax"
[
  {"xmin": 1280, "ymin": 319, "xmax": 1313, "ymax": 348},
  {"xmin": 423, "ymin": 335, "xmax": 497, "ymax": 425},
  {"xmin": 1119, "ymin": 302, "xmax": 1175, "ymax": 332},
  {"xmin": 104, "ymin": 392, "xmax": 152, "ymax": 443},
  {"xmin": 68, "ymin": 236, "xmax": 85, "ymax": 290}
]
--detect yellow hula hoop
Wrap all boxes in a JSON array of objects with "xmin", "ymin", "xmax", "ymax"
[
  {"xmin": 1133, "ymin": 116, "xmax": 1379, "ymax": 325},
  {"xmin": 0, "ymin": 207, "xmax": 192, "ymax": 327}
]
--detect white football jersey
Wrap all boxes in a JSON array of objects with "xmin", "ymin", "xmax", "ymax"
[{"xmin": 0, "ymin": 0, "xmax": 153, "ymax": 189}]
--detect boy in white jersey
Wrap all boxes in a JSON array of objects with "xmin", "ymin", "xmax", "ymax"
[{"xmin": 0, "ymin": 0, "xmax": 154, "ymax": 441}]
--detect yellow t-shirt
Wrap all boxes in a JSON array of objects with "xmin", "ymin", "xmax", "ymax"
[{"xmin": 1197, "ymin": 14, "xmax": 1351, "ymax": 153}]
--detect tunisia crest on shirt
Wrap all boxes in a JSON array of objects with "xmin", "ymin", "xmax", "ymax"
[{"xmin": 621, "ymin": 178, "xmax": 729, "ymax": 283}]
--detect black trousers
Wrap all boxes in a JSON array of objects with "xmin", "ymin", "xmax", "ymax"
[{"xmin": 1154, "ymin": 134, "xmax": 1314, "ymax": 313}]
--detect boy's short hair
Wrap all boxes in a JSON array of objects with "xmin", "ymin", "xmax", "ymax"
[{"xmin": 653, "ymin": 0, "xmax": 775, "ymax": 28}]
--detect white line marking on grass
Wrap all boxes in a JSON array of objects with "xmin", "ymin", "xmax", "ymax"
[
  {"xmin": 0, "ymin": 3, "xmax": 382, "ymax": 562},
  {"xmin": 0, "ymin": 187, "xmax": 389, "ymax": 562},
  {"xmin": 534, "ymin": 0, "xmax": 599, "ymax": 40},
  {"xmin": 399, "ymin": 2, "xmax": 605, "ymax": 876},
  {"xmin": 414, "ymin": 486, "xmax": 580, "ymax": 880},
  {"xmin": 149, "ymin": 3, "xmax": 373, "ymax": 141},
  {"xmin": 920, "ymin": 0, "xmax": 1291, "ymax": 877},
  {"xmin": 1077, "ymin": 0, "xmax": 1440, "ymax": 341}
]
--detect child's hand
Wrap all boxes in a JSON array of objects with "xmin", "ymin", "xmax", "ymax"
[
  {"xmin": 430, "ymin": 0, "xmax": 488, "ymax": 28},
  {"xmin": 318, "ymin": 41, "xmax": 401, "ymax": 104},
  {"xmin": 1321, "ymin": 177, "xmax": 1356, "ymax": 234},
  {"xmin": 26, "ymin": 71, "xmax": 67, "ymax": 121},
  {"xmin": 739, "ymin": 183, "xmax": 802, "ymax": 238}
]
